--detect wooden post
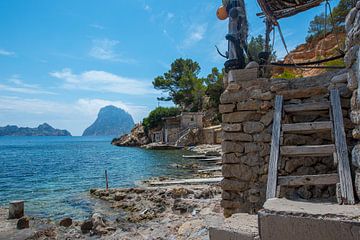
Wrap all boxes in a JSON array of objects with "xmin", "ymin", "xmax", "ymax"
[
  {"xmin": 105, "ymin": 170, "xmax": 109, "ymax": 192},
  {"xmin": 266, "ymin": 95, "xmax": 283, "ymax": 199},
  {"xmin": 330, "ymin": 89, "xmax": 355, "ymax": 204},
  {"xmin": 8, "ymin": 200, "xmax": 24, "ymax": 219}
]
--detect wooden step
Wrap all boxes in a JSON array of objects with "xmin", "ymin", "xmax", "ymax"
[
  {"xmin": 284, "ymin": 101, "xmax": 329, "ymax": 113},
  {"xmin": 282, "ymin": 121, "xmax": 332, "ymax": 133},
  {"xmin": 280, "ymin": 144, "xmax": 335, "ymax": 156},
  {"xmin": 278, "ymin": 174, "xmax": 339, "ymax": 186}
]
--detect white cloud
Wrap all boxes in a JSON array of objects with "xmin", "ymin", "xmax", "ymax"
[
  {"xmin": 0, "ymin": 96, "xmax": 149, "ymax": 136},
  {"xmin": 50, "ymin": 68, "xmax": 157, "ymax": 95},
  {"xmin": 0, "ymin": 75, "xmax": 55, "ymax": 95},
  {"xmin": 180, "ymin": 24, "xmax": 207, "ymax": 49},
  {"xmin": 0, "ymin": 49, "xmax": 15, "ymax": 56},
  {"xmin": 90, "ymin": 24, "xmax": 104, "ymax": 30},
  {"xmin": 89, "ymin": 38, "xmax": 120, "ymax": 61}
]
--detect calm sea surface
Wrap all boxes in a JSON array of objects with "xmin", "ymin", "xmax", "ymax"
[{"xmin": 0, "ymin": 136, "xmax": 193, "ymax": 219}]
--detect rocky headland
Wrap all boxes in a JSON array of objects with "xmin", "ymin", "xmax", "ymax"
[{"xmin": 0, "ymin": 123, "xmax": 71, "ymax": 136}]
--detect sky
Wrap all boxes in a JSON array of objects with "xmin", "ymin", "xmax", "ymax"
[{"xmin": 0, "ymin": 0, "xmax": 340, "ymax": 136}]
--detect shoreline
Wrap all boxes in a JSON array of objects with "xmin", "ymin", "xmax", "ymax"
[{"xmin": 0, "ymin": 144, "xmax": 223, "ymax": 239}]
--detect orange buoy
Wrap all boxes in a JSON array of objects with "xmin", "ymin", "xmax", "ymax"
[{"xmin": 216, "ymin": 5, "xmax": 228, "ymax": 20}]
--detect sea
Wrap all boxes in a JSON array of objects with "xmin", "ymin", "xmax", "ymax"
[{"xmin": 0, "ymin": 136, "xmax": 194, "ymax": 220}]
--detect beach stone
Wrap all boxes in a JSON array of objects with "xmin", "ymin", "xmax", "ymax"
[
  {"xmin": 170, "ymin": 188, "xmax": 194, "ymax": 199},
  {"xmin": 59, "ymin": 217, "xmax": 72, "ymax": 227},
  {"xmin": 9, "ymin": 200, "xmax": 24, "ymax": 219},
  {"xmin": 81, "ymin": 219, "xmax": 93, "ymax": 233},
  {"xmin": 17, "ymin": 216, "xmax": 29, "ymax": 229},
  {"xmin": 172, "ymin": 199, "xmax": 196, "ymax": 214},
  {"xmin": 114, "ymin": 192, "xmax": 126, "ymax": 201}
]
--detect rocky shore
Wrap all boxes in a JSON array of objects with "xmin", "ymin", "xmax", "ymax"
[{"xmin": 0, "ymin": 183, "xmax": 224, "ymax": 240}]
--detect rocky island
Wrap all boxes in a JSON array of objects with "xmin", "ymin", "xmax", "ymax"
[
  {"xmin": 0, "ymin": 123, "xmax": 71, "ymax": 136},
  {"xmin": 82, "ymin": 105, "xmax": 134, "ymax": 137}
]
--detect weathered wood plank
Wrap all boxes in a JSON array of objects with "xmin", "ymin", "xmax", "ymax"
[
  {"xmin": 148, "ymin": 177, "xmax": 223, "ymax": 186},
  {"xmin": 278, "ymin": 86, "xmax": 328, "ymax": 100},
  {"xmin": 182, "ymin": 155, "xmax": 206, "ymax": 159},
  {"xmin": 330, "ymin": 89, "xmax": 355, "ymax": 204},
  {"xmin": 266, "ymin": 95, "xmax": 283, "ymax": 199},
  {"xmin": 278, "ymin": 174, "xmax": 339, "ymax": 186},
  {"xmin": 280, "ymin": 144, "xmax": 335, "ymax": 156},
  {"xmin": 197, "ymin": 167, "xmax": 222, "ymax": 173},
  {"xmin": 282, "ymin": 121, "xmax": 332, "ymax": 133},
  {"xmin": 198, "ymin": 157, "xmax": 222, "ymax": 162},
  {"xmin": 283, "ymin": 101, "xmax": 329, "ymax": 113}
]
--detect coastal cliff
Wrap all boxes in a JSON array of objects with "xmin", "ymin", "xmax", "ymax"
[{"xmin": 0, "ymin": 123, "xmax": 71, "ymax": 136}]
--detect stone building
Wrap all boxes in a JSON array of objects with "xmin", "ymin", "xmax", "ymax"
[
  {"xmin": 160, "ymin": 112, "xmax": 204, "ymax": 145},
  {"xmin": 219, "ymin": 2, "xmax": 360, "ymax": 217}
]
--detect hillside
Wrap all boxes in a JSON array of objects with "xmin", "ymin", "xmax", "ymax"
[
  {"xmin": 82, "ymin": 105, "xmax": 135, "ymax": 137},
  {"xmin": 273, "ymin": 32, "xmax": 346, "ymax": 78},
  {"xmin": 0, "ymin": 123, "xmax": 71, "ymax": 136}
]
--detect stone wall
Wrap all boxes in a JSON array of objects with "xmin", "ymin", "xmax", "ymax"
[{"xmin": 346, "ymin": 2, "xmax": 360, "ymax": 199}]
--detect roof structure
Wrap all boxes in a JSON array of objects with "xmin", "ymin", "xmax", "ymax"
[{"xmin": 257, "ymin": 0, "xmax": 325, "ymax": 22}]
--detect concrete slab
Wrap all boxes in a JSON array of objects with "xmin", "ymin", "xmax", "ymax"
[
  {"xmin": 209, "ymin": 213, "xmax": 259, "ymax": 240},
  {"xmin": 259, "ymin": 198, "xmax": 360, "ymax": 240}
]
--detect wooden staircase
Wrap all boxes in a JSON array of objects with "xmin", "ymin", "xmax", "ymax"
[{"xmin": 266, "ymin": 89, "xmax": 355, "ymax": 204}]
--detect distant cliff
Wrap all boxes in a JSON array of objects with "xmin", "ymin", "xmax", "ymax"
[
  {"xmin": 0, "ymin": 123, "xmax": 71, "ymax": 136},
  {"xmin": 82, "ymin": 105, "xmax": 134, "ymax": 137}
]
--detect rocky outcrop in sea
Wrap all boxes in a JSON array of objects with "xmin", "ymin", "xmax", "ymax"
[{"xmin": 83, "ymin": 105, "xmax": 134, "ymax": 137}]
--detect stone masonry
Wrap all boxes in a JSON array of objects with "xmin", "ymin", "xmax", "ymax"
[
  {"xmin": 347, "ymin": 2, "xmax": 360, "ymax": 199},
  {"xmin": 220, "ymin": 4, "xmax": 360, "ymax": 217}
]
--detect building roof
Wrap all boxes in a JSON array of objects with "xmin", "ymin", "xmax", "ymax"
[{"xmin": 257, "ymin": 0, "xmax": 324, "ymax": 22}]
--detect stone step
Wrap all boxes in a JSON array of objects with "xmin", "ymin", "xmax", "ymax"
[
  {"xmin": 277, "ymin": 174, "xmax": 339, "ymax": 186},
  {"xmin": 282, "ymin": 121, "xmax": 332, "ymax": 133},
  {"xmin": 283, "ymin": 101, "xmax": 330, "ymax": 113},
  {"xmin": 259, "ymin": 198, "xmax": 360, "ymax": 240},
  {"xmin": 280, "ymin": 144, "xmax": 335, "ymax": 156}
]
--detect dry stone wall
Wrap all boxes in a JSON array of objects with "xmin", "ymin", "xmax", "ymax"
[
  {"xmin": 346, "ymin": 2, "xmax": 360, "ymax": 199},
  {"xmin": 220, "ymin": 68, "xmax": 354, "ymax": 217}
]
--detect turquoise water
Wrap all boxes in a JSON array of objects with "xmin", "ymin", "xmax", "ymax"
[{"xmin": 0, "ymin": 136, "xmax": 192, "ymax": 219}]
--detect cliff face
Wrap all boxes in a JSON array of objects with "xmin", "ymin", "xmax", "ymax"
[
  {"xmin": 273, "ymin": 32, "xmax": 346, "ymax": 78},
  {"xmin": 0, "ymin": 123, "xmax": 71, "ymax": 136},
  {"xmin": 111, "ymin": 123, "xmax": 150, "ymax": 147},
  {"xmin": 82, "ymin": 105, "xmax": 134, "ymax": 137}
]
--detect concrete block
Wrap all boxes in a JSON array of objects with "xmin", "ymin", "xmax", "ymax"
[
  {"xmin": 209, "ymin": 213, "xmax": 259, "ymax": 240},
  {"xmin": 259, "ymin": 198, "xmax": 360, "ymax": 240}
]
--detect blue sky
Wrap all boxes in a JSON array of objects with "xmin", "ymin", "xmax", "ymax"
[{"xmin": 0, "ymin": 0, "xmax": 339, "ymax": 135}]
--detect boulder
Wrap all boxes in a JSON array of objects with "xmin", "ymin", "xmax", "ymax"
[
  {"xmin": 114, "ymin": 192, "xmax": 126, "ymax": 201},
  {"xmin": 59, "ymin": 217, "xmax": 72, "ymax": 227},
  {"xmin": 17, "ymin": 216, "xmax": 29, "ymax": 229},
  {"xmin": 81, "ymin": 219, "xmax": 93, "ymax": 234}
]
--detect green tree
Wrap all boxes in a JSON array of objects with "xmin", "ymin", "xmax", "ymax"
[
  {"xmin": 247, "ymin": 34, "xmax": 276, "ymax": 62},
  {"xmin": 153, "ymin": 58, "xmax": 206, "ymax": 111},
  {"xmin": 331, "ymin": 0, "xmax": 354, "ymax": 26},
  {"xmin": 205, "ymin": 67, "xmax": 224, "ymax": 108},
  {"xmin": 142, "ymin": 107, "xmax": 181, "ymax": 130},
  {"xmin": 307, "ymin": 13, "xmax": 327, "ymax": 39}
]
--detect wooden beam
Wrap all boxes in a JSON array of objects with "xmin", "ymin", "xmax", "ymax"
[
  {"xmin": 283, "ymin": 101, "xmax": 329, "ymax": 113},
  {"xmin": 282, "ymin": 121, "xmax": 332, "ymax": 133},
  {"xmin": 148, "ymin": 177, "xmax": 223, "ymax": 186},
  {"xmin": 330, "ymin": 89, "xmax": 355, "ymax": 204},
  {"xmin": 278, "ymin": 174, "xmax": 339, "ymax": 186},
  {"xmin": 281, "ymin": 144, "xmax": 335, "ymax": 156},
  {"xmin": 266, "ymin": 95, "xmax": 283, "ymax": 199}
]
